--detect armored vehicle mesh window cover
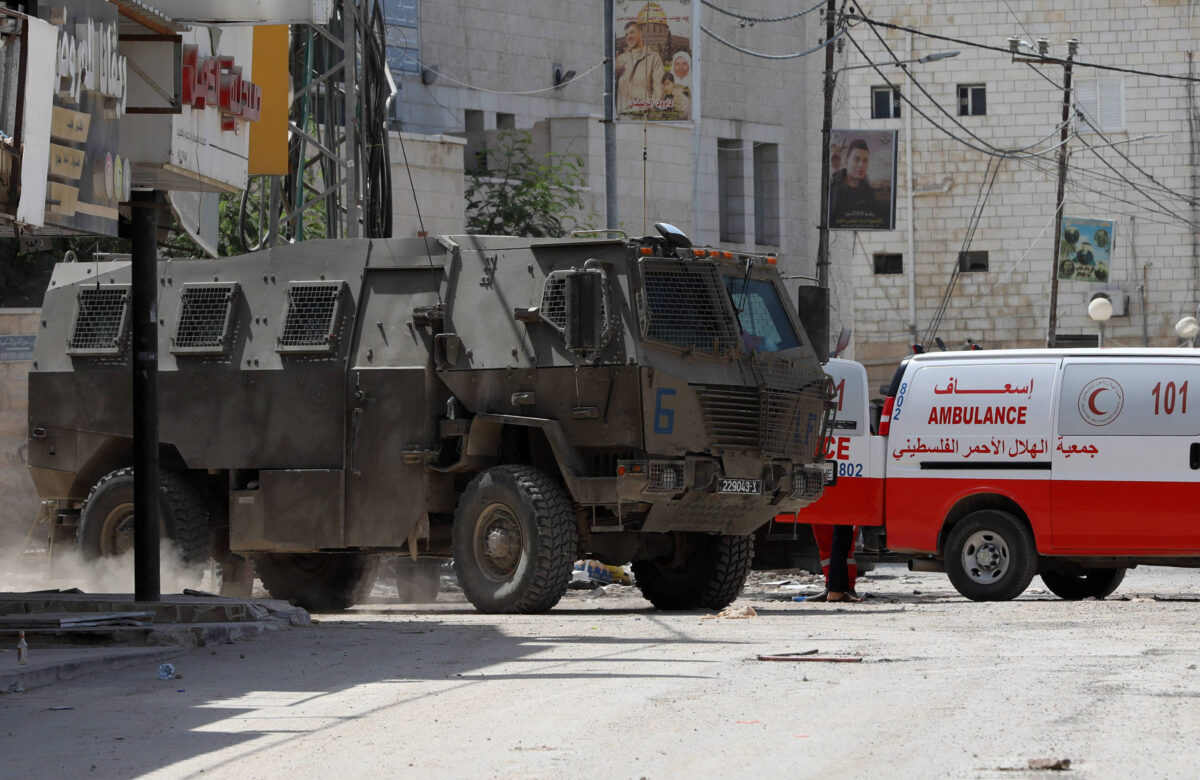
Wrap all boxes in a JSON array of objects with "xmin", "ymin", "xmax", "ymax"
[
  {"xmin": 172, "ymin": 283, "xmax": 239, "ymax": 354},
  {"xmin": 540, "ymin": 269, "xmax": 611, "ymax": 337},
  {"xmin": 278, "ymin": 282, "xmax": 344, "ymax": 352},
  {"xmin": 639, "ymin": 259, "xmax": 739, "ymax": 356},
  {"xmin": 66, "ymin": 285, "xmax": 131, "ymax": 355}
]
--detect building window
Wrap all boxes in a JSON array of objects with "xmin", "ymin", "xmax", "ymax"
[
  {"xmin": 958, "ymin": 250, "xmax": 989, "ymax": 272},
  {"xmin": 1075, "ymin": 78, "xmax": 1124, "ymax": 133},
  {"xmin": 871, "ymin": 87, "xmax": 901, "ymax": 119},
  {"xmin": 384, "ymin": 0, "xmax": 420, "ymax": 74},
  {"xmin": 496, "ymin": 112, "xmax": 516, "ymax": 130},
  {"xmin": 957, "ymin": 84, "xmax": 986, "ymax": 116},
  {"xmin": 753, "ymin": 142, "xmax": 780, "ymax": 246},
  {"xmin": 718, "ymin": 139, "xmax": 746, "ymax": 243},
  {"xmin": 873, "ymin": 253, "xmax": 903, "ymax": 274}
]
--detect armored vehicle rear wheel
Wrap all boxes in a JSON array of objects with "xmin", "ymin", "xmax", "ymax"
[
  {"xmin": 391, "ymin": 557, "xmax": 443, "ymax": 603},
  {"xmin": 452, "ymin": 465, "xmax": 578, "ymax": 614},
  {"xmin": 633, "ymin": 533, "xmax": 754, "ymax": 611},
  {"xmin": 1041, "ymin": 567, "xmax": 1126, "ymax": 600},
  {"xmin": 78, "ymin": 468, "xmax": 211, "ymax": 565},
  {"xmin": 255, "ymin": 553, "xmax": 382, "ymax": 612},
  {"xmin": 944, "ymin": 510, "xmax": 1037, "ymax": 602}
]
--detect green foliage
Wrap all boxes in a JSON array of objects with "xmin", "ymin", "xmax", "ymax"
[
  {"xmin": 465, "ymin": 130, "xmax": 593, "ymax": 238},
  {"xmin": 0, "ymin": 236, "xmax": 127, "ymax": 308}
]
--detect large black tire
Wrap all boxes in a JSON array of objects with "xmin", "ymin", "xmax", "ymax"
[
  {"xmin": 392, "ymin": 558, "xmax": 443, "ymax": 603},
  {"xmin": 255, "ymin": 553, "xmax": 382, "ymax": 612},
  {"xmin": 78, "ymin": 467, "xmax": 211, "ymax": 565},
  {"xmin": 633, "ymin": 533, "xmax": 754, "ymax": 610},
  {"xmin": 452, "ymin": 465, "xmax": 578, "ymax": 614},
  {"xmin": 944, "ymin": 510, "xmax": 1037, "ymax": 602},
  {"xmin": 1041, "ymin": 567, "xmax": 1126, "ymax": 600}
]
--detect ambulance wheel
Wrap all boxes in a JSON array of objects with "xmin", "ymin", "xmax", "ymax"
[
  {"xmin": 255, "ymin": 552, "xmax": 382, "ymax": 612},
  {"xmin": 1040, "ymin": 567, "xmax": 1126, "ymax": 600},
  {"xmin": 633, "ymin": 533, "xmax": 754, "ymax": 611},
  {"xmin": 944, "ymin": 510, "xmax": 1037, "ymax": 602},
  {"xmin": 78, "ymin": 467, "xmax": 211, "ymax": 565},
  {"xmin": 452, "ymin": 465, "xmax": 578, "ymax": 614}
]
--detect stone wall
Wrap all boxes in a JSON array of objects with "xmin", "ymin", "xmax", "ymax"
[{"xmin": 0, "ymin": 310, "xmax": 40, "ymax": 543}]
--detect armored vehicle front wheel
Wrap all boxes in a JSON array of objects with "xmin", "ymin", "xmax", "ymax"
[
  {"xmin": 255, "ymin": 553, "xmax": 382, "ymax": 612},
  {"xmin": 1040, "ymin": 567, "xmax": 1126, "ymax": 600},
  {"xmin": 78, "ymin": 468, "xmax": 211, "ymax": 565},
  {"xmin": 944, "ymin": 510, "xmax": 1037, "ymax": 602},
  {"xmin": 452, "ymin": 466, "xmax": 578, "ymax": 614},
  {"xmin": 633, "ymin": 533, "xmax": 754, "ymax": 611}
]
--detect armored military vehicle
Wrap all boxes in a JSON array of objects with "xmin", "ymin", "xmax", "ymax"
[{"xmin": 26, "ymin": 225, "xmax": 834, "ymax": 613}]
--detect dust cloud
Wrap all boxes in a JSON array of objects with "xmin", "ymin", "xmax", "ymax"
[{"xmin": 0, "ymin": 539, "xmax": 213, "ymax": 596}]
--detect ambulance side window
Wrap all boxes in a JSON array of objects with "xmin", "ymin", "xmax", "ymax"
[{"xmin": 1058, "ymin": 362, "xmax": 1200, "ymax": 437}]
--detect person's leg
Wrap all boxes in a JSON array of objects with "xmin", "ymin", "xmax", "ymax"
[
  {"xmin": 827, "ymin": 524, "xmax": 852, "ymax": 594},
  {"xmin": 811, "ymin": 524, "xmax": 835, "ymax": 588}
]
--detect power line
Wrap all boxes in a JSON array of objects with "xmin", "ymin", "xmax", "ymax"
[
  {"xmin": 393, "ymin": 49, "xmax": 606, "ymax": 95},
  {"xmin": 701, "ymin": 25, "xmax": 844, "ymax": 60},
  {"xmin": 1074, "ymin": 111, "xmax": 1200, "ymax": 207},
  {"xmin": 701, "ymin": 0, "xmax": 825, "ymax": 25},
  {"xmin": 842, "ymin": 31, "xmax": 1071, "ymax": 160},
  {"xmin": 846, "ymin": 13, "xmax": 1200, "ymax": 84}
]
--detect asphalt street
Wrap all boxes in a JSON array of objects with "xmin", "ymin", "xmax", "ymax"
[{"xmin": 2, "ymin": 563, "xmax": 1199, "ymax": 778}]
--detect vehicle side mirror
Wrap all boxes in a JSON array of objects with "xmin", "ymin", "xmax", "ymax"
[{"xmin": 564, "ymin": 271, "xmax": 604, "ymax": 353}]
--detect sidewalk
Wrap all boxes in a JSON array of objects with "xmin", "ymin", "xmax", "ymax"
[{"xmin": 0, "ymin": 591, "xmax": 309, "ymax": 693}]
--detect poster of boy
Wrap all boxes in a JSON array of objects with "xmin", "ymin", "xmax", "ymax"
[{"xmin": 827, "ymin": 129, "xmax": 897, "ymax": 230}]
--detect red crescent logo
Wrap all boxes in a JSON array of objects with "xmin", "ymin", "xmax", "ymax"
[{"xmin": 1078, "ymin": 378, "xmax": 1124, "ymax": 426}]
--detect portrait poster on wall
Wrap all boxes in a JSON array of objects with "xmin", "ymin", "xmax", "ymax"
[
  {"xmin": 613, "ymin": 0, "xmax": 696, "ymax": 122},
  {"xmin": 827, "ymin": 129, "xmax": 898, "ymax": 231}
]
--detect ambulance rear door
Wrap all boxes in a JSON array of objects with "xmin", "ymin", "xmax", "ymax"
[
  {"xmin": 1052, "ymin": 355, "xmax": 1200, "ymax": 553},
  {"xmin": 800, "ymin": 358, "xmax": 885, "ymax": 527}
]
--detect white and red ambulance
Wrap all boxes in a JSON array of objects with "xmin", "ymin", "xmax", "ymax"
[{"xmin": 777, "ymin": 349, "xmax": 1200, "ymax": 601}]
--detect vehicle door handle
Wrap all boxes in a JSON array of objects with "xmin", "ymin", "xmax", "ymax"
[{"xmin": 1190, "ymin": 443, "xmax": 1200, "ymax": 470}]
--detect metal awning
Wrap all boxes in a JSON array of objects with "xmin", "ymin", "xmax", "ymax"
[{"xmin": 109, "ymin": 0, "xmax": 189, "ymax": 34}]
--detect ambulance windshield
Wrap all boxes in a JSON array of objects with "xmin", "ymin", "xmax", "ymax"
[{"xmin": 722, "ymin": 276, "xmax": 801, "ymax": 353}]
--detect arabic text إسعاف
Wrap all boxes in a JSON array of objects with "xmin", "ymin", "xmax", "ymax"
[{"xmin": 933, "ymin": 377, "xmax": 1034, "ymax": 398}]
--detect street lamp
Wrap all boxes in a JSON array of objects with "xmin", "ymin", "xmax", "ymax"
[
  {"xmin": 1088, "ymin": 296, "xmax": 1113, "ymax": 347},
  {"xmin": 1175, "ymin": 316, "xmax": 1200, "ymax": 347},
  {"xmin": 833, "ymin": 50, "xmax": 960, "ymax": 75}
]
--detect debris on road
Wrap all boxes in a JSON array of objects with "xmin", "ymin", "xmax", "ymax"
[
  {"xmin": 756, "ymin": 654, "xmax": 862, "ymax": 663},
  {"xmin": 1027, "ymin": 758, "xmax": 1071, "ymax": 771},
  {"xmin": 704, "ymin": 605, "xmax": 757, "ymax": 620}
]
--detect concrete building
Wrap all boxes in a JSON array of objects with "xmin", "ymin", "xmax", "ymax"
[
  {"xmin": 833, "ymin": 1, "xmax": 1200, "ymax": 389},
  {"xmin": 384, "ymin": 0, "xmax": 825, "ymax": 276}
]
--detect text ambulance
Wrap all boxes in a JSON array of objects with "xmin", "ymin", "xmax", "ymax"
[{"xmin": 777, "ymin": 350, "xmax": 1200, "ymax": 601}]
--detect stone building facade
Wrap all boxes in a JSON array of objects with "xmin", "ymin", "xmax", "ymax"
[
  {"xmin": 386, "ymin": 0, "xmax": 825, "ymax": 272},
  {"xmin": 834, "ymin": 1, "xmax": 1200, "ymax": 389}
]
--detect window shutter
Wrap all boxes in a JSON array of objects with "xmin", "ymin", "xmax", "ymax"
[
  {"xmin": 1075, "ymin": 79, "xmax": 1099, "ymax": 129},
  {"xmin": 1098, "ymin": 78, "xmax": 1124, "ymax": 132}
]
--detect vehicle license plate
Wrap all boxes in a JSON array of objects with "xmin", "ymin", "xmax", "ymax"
[{"xmin": 718, "ymin": 478, "xmax": 763, "ymax": 495}]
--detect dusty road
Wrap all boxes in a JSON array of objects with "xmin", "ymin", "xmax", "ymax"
[{"xmin": 3, "ymin": 564, "xmax": 1200, "ymax": 779}]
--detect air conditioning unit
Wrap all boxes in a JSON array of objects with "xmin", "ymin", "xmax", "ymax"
[{"xmin": 1085, "ymin": 289, "xmax": 1128, "ymax": 317}]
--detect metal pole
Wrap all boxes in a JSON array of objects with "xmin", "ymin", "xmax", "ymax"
[
  {"xmin": 604, "ymin": 0, "xmax": 617, "ymax": 230},
  {"xmin": 816, "ymin": 0, "xmax": 835, "ymax": 300},
  {"xmin": 343, "ymin": 1, "xmax": 360, "ymax": 238},
  {"xmin": 904, "ymin": 33, "xmax": 917, "ymax": 340},
  {"xmin": 130, "ymin": 190, "xmax": 161, "ymax": 602},
  {"xmin": 1046, "ymin": 40, "xmax": 1076, "ymax": 347}
]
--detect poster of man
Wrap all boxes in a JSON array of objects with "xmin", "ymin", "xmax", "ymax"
[
  {"xmin": 614, "ymin": 0, "xmax": 694, "ymax": 121},
  {"xmin": 827, "ymin": 129, "xmax": 898, "ymax": 230},
  {"xmin": 1058, "ymin": 217, "xmax": 1114, "ymax": 282}
]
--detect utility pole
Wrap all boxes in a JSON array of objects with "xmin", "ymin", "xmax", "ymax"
[
  {"xmin": 1045, "ymin": 38, "xmax": 1078, "ymax": 347},
  {"xmin": 604, "ymin": 0, "xmax": 617, "ymax": 231},
  {"xmin": 808, "ymin": 0, "xmax": 837, "ymax": 362}
]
